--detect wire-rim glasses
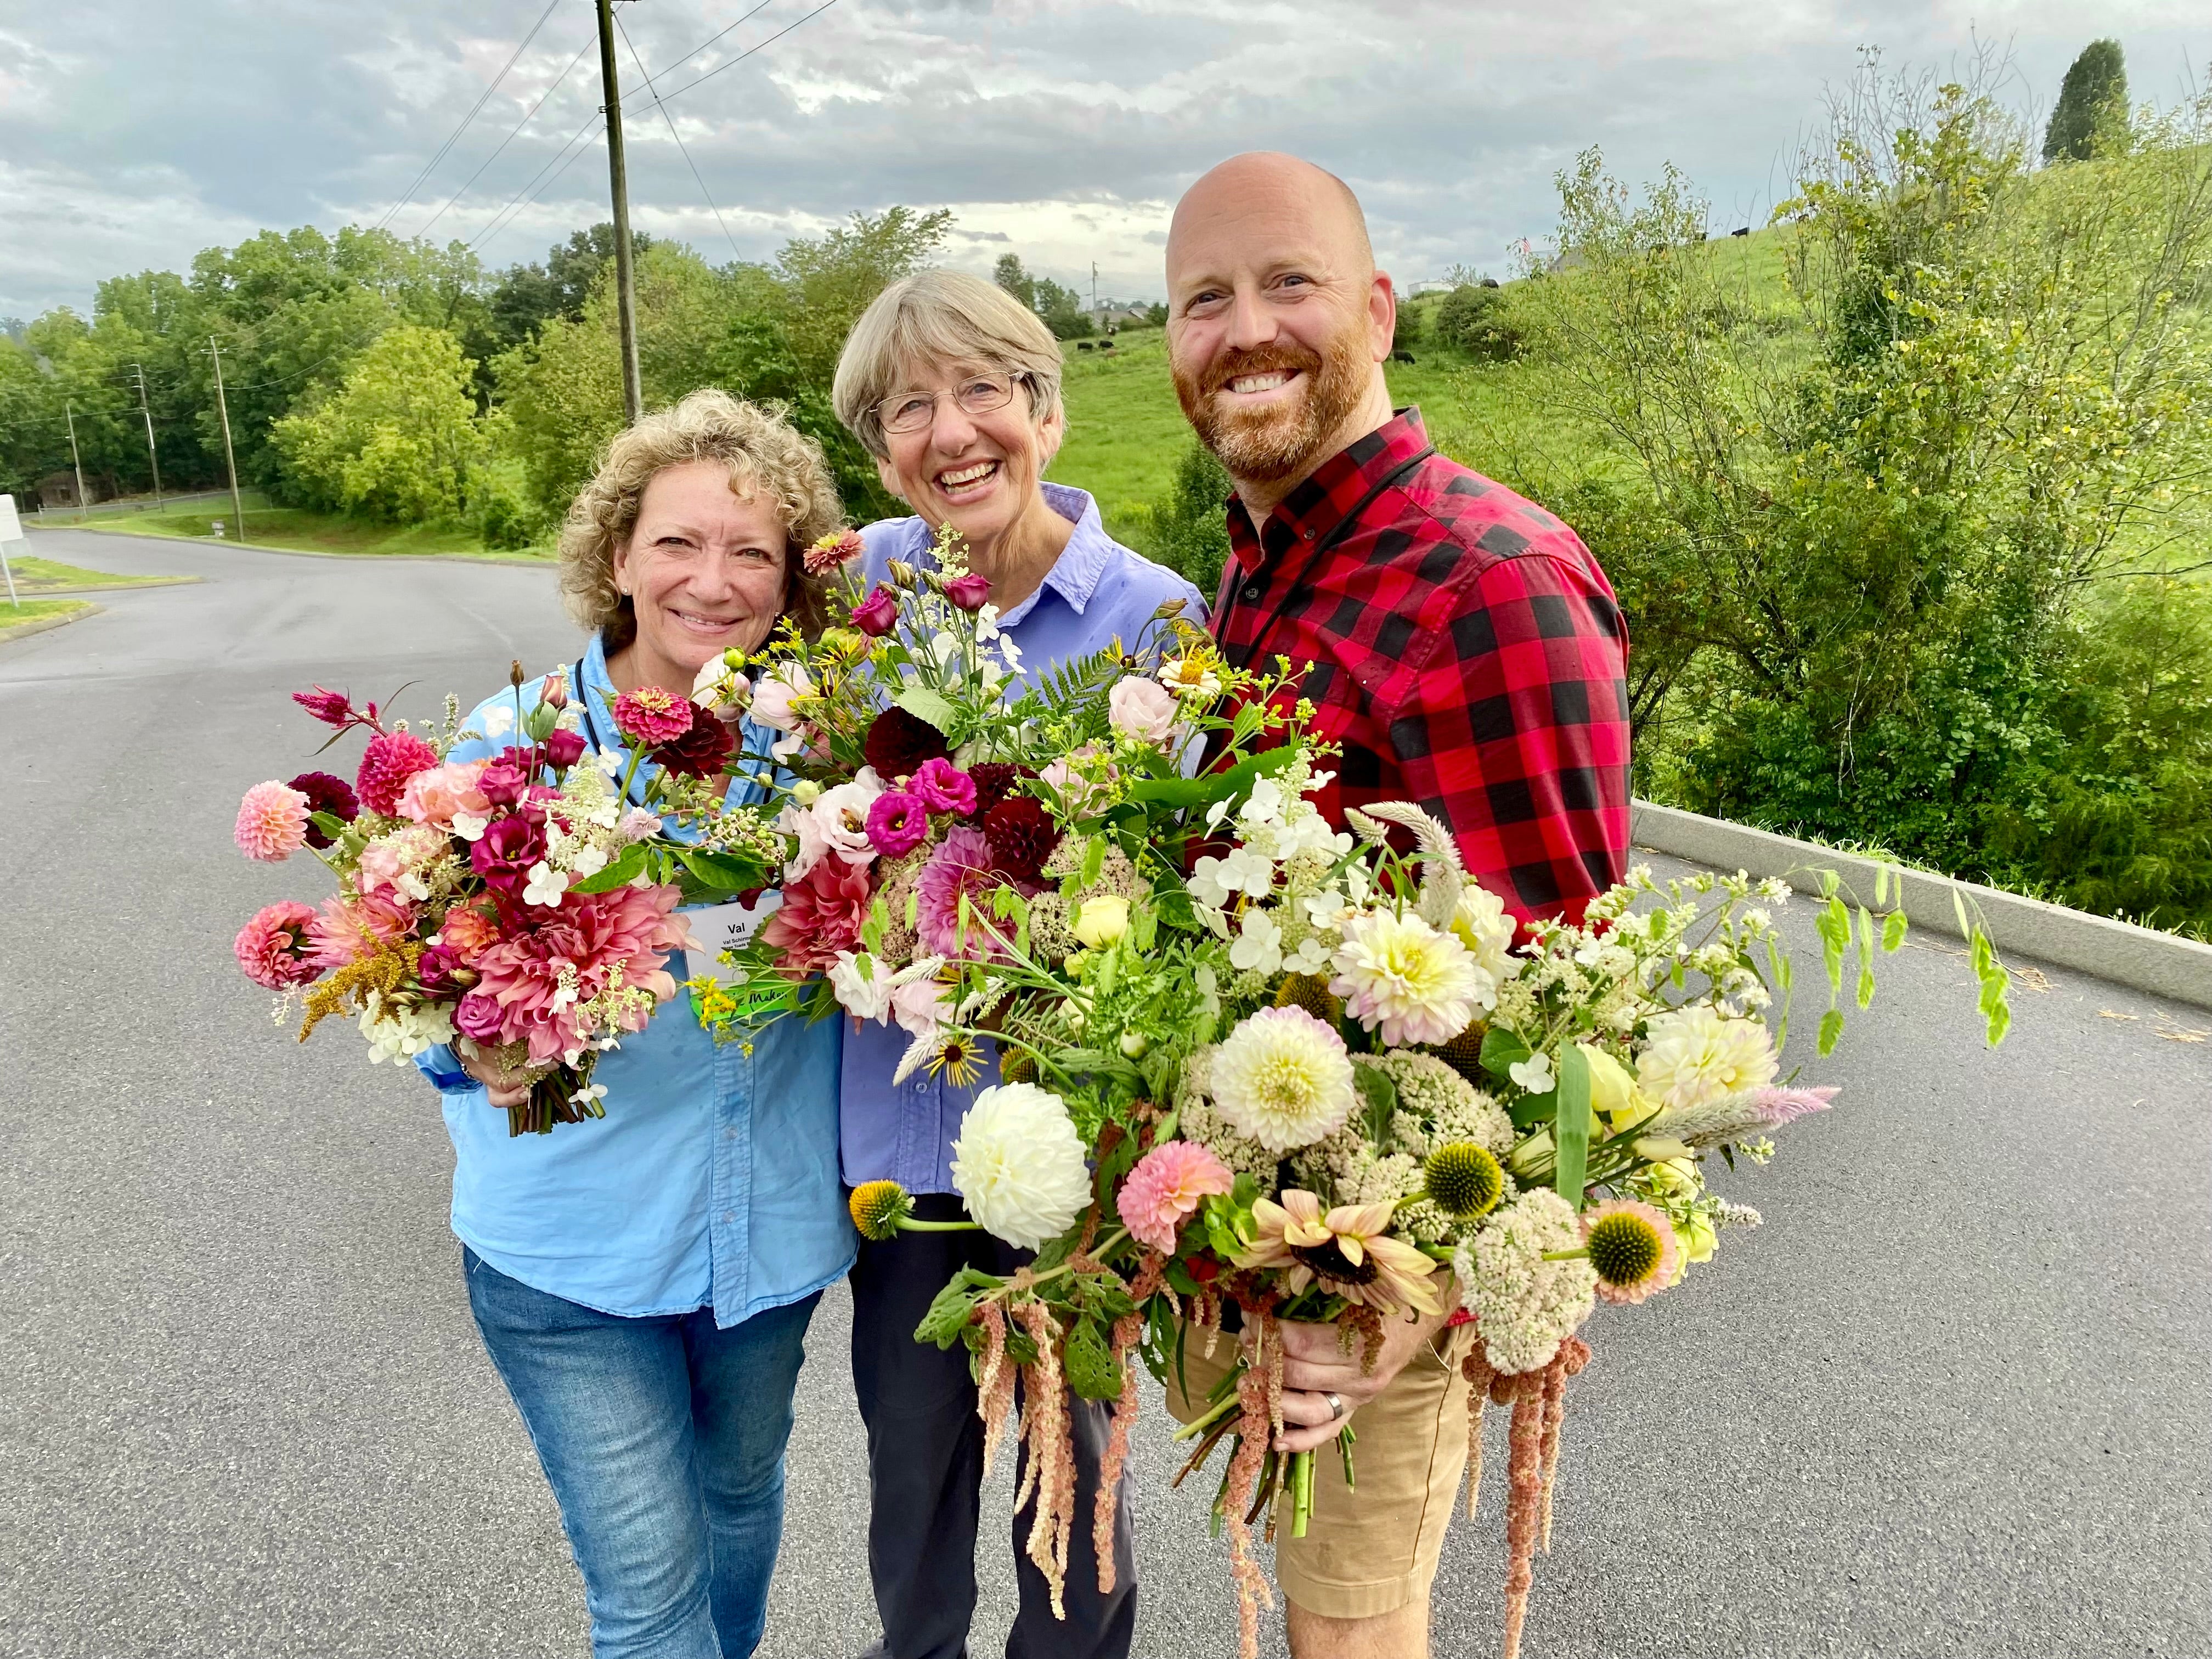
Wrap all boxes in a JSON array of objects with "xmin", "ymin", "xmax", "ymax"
[{"xmin": 876, "ymin": 373, "xmax": 1028, "ymax": 436}]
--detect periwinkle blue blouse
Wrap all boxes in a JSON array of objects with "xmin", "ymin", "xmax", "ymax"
[
  {"xmin": 415, "ymin": 633, "xmax": 854, "ymax": 1327},
  {"xmin": 840, "ymin": 483, "xmax": 1205, "ymax": 1194}
]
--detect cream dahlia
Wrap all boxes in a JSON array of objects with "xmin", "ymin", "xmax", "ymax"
[
  {"xmin": 1208, "ymin": 1006, "xmax": 1356, "ymax": 1153},
  {"xmin": 1329, "ymin": 908, "xmax": 1481, "ymax": 1047},
  {"xmin": 1635, "ymin": 1005, "xmax": 1778, "ymax": 1110},
  {"xmin": 949, "ymin": 1082, "xmax": 1093, "ymax": 1250}
]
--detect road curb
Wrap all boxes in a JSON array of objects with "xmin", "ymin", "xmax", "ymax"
[
  {"xmin": 30, "ymin": 522, "xmax": 554, "ymax": 569},
  {"xmin": 19, "ymin": 577, "xmax": 204, "ymax": 595},
  {"xmin": 0, "ymin": 603, "xmax": 103, "ymax": 647},
  {"xmin": 1632, "ymin": 800, "xmax": 2212, "ymax": 1011}
]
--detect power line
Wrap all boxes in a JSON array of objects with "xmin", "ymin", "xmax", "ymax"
[
  {"xmin": 416, "ymin": 29, "xmax": 600, "ymax": 240},
  {"xmin": 616, "ymin": 9, "xmax": 743, "ymax": 260},
  {"xmin": 376, "ymin": 0, "xmax": 567, "ymax": 232},
  {"xmin": 467, "ymin": 116, "xmax": 608, "ymax": 252},
  {"xmin": 654, "ymin": 0, "xmax": 843, "ymax": 106},
  {"xmin": 637, "ymin": 0, "xmax": 778, "ymax": 92}
]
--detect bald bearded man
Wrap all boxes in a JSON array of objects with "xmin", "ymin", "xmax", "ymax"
[{"xmin": 1161, "ymin": 153, "xmax": 1632, "ymax": 1659}]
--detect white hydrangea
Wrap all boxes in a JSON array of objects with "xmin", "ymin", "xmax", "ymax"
[
  {"xmin": 950, "ymin": 1083, "xmax": 1093, "ymax": 1250},
  {"xmin": 358, "ymin": 993, "xmax": 456, "ymax": 1065},
  {"xmin": 1453, "ymin": 1188, "xmax": 1598, "ymax": 1375}
]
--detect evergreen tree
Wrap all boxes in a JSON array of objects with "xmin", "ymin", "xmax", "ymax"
[{"xmin": 2043, "ymin": 39, "xmax": 2128, "ymax": 162}]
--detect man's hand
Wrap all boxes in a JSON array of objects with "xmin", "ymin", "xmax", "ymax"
[
  {"xmin": 456, "ymin": 1040, "xmax": 533, "ymax": 1110},
  {"xmin": 1271, "ymin": 1305, "xmax": 1449, "ymax": 1453}
]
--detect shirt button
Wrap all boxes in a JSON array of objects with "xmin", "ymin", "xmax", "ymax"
[
  {"xmin": 1241, "ymin": 583, "xmax": 1263, "ymax": 602},
  {"xmin": 1302, "ymin": 528, "xmax": 1317, "ymax": 540},
  {"xmin": 724, "ymin": 1127, "xmax": 738, "ymax": 1139},
  {"xmin": 721, "ymin": 1210, "xmax": 735, "ymax": 1224}
]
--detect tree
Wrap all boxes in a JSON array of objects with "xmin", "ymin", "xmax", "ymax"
[
  {"xmin": 1032, "ymin": 277, "xmax": 1093, "ymax": 339},
  {"xmin": 994, "ymin": 253, "xmax": 1037, "ymax": 311},
  {"xmin": 2043, "ymin": 39, "xmax": 2128, "ymax": 162},
  {"xmin": 488, "ymin": 224, "xmax": 658, "ymax": 351},
  {"xmin": 1432, "ymin": 284, "xmax": 1516, "ymax": 360},
  {"xmin": 1391, "ymin": 297, "xmax": 1423, "ymax": 352},
  {"xmin": 272, "ymin": 324, "xmax": 488, "ymax": 522},
  {"xmin": 1147, "ymin": 439, "xmax": 1233, "ymax": 597}
]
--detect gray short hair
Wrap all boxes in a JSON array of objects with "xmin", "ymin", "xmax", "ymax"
[
  {"xmin": 557, "ymin": 388, "xmax": 843, "ymax": 651},
  {"xmin": 832, "ymin": 269, "xmax": 1065, "ymax": 460}
]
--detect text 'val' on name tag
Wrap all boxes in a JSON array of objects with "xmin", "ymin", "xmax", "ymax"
[{"xmin": 683, "ymin": 893, "xmax": 783, "ymax": 986}]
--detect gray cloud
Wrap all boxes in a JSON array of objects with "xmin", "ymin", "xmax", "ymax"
[{"xmin": 1, "ymin": 0, "xmax": 2203, "ymax": 314}]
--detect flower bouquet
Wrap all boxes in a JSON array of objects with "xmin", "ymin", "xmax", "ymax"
[
  {"xmin": 229, "ymin": 665, "xmax": 779, "ymax": 1134},
  {"xmin": 684, "ymin": 542, "xmax": 2010, "ymax": 1657}
]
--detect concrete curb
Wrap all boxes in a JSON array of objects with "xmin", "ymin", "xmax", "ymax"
[
  {"xmin": 1632, "ymin": 799, "xmax": 2212, "ymax": 1012},
  {"xmin": 0, "ymin": 603, "xmax": 103, "ymax": 647},
  {"xmin": 30, "ymin": 522, "xmax": 554, "ymax": 570},
  {"xmin": 18, "ymin": 577, "xmax": 203, "ymax": 595}
]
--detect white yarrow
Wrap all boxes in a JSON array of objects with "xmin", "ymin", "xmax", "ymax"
[{"xmin": 950, "ymin": 1083, "xmax": 1093, "ymax": 1250}]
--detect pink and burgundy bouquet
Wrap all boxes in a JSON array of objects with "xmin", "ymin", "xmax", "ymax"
[{"xmin": 229, "ymin": 665, "xmax": 775, "ymax": 1134}]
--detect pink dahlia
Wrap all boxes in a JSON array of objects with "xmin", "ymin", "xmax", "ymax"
[
  {"xmin": 866, "ymin": 791, "xmax": 930, "ymax": 859},
  {"xmin": 234, "ymin": 901, "xmax": 323, "ymax": 990},
  {"xmin": 612, "ymin": 686, "xmax": 695, "ymax": 747},
  {"xmin": 1116, "ymin": 1140, "xmax": 1233, "ymax": 1254},
  {"xmin": 356, "ymin": 730, "xmax": 439, "ymax": 817},
  {"xmin": 758, "ymin": 856, "xmax": 872, "ymax": 979},
  {"xmin": 915, "ymin": 826, "xmax": 1034, "ymax": 962},
  {"xmin": 234, "ymin": 780, "xmax": 311, "ymax": 862},
  {"xmin": 397, "ymin": 759, "xmax": 492, "ymax": 828},
  {"xmin": 468, "ymin": 883, "xmax": 690, "ymax": 1063},
  {"xmin": 1582, "ymin": 1198, "xmax": 1682, "ymax": 1306},
  {"xmin": 306, "ymin": 890, "xmax": 416, "ymax": 970}
]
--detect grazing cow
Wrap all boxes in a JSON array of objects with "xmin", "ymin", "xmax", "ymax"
[
  {"xmin": 1731, "ymin": 226, "xmax": 1751, "ymax": 237},
  {"xmin": 1390, "ymin": 349, "xmax": 1416, "ymax": 365},
  {"xmin": 1076, "ymin": 340, "xmax": 1094, "ymax": 351}
]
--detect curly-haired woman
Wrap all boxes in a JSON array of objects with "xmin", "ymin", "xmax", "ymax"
[{"xmin": 413, "ymin": 389, "xmax": 848, "ymax": 1659}]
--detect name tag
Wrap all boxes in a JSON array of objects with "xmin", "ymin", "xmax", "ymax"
[{"xmin": 682, "ymin": 894, "xmax": 783, "ymax": 986}]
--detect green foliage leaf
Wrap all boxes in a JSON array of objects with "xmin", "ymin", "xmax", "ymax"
[
  {"xmin": 568, "ymin": 842, "xmax": 648, "ymax": 893},
  {"xmin": 913, "ymin": 1268, "xmax": 999, "ymax": 1350},
  {"xmin": 1352, "ymin": 1062, "xmax": 1398, "ymax": 1140},
  {"xmin": 1881, "ymin": 909, "xmax": 1909, "ymax": 952},
  {"xmin": 1479, "ymin": 1026, "xmax": 1532, "ymax": 1080},
  {"xmin": 1553, "ymin": 1044, "xmax": 1592, "ymax": 1207},
  {"xmin": 1855, "ymin": 905, "xmax": 1877, "ymax": 1009},
  {"xmin": 1063, "ymin": 1314, "xmax": 1124, "ymax": 1401},
  {"xmin": 1816, "ymin": 1007, "xmax": 1846, "ymax": 1057},
  {"xmin": 893, "ymin": 684, "xmax": 956, "ymax": 734}
]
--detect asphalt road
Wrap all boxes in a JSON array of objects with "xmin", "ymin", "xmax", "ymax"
[{"xmin": 4, "ymin": 527, "xmax": 2207, "ymax": 1659}]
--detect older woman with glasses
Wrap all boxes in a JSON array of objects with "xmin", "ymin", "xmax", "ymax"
[{"xmin": 828, "ymin": 271, "xmax": 1204, "ymax": 1659}]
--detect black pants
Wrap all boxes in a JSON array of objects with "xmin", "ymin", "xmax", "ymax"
[{"xmin": 848, "ymin": 1192, "xmax": 1137, "ymax": 1659}]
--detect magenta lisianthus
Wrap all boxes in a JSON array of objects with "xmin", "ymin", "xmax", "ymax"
[
  {"xmin": 612, "ymin": 686, "xmax": 695, "ymax": 747},
  {"xmin": 1117, "ymin": 1141, "xmax": 1234, "ymax": 1254},
  {"xmin": 453, "ymin": 990, "xmax": 507, "ymax": 1045},
  {"xmin": 542, "ymin": 727, "xmax": 588, "ymax": 770},
  {"xmin": 477, "ymin": 750, "xmax": 533, "ymax": 808},
  {"xmin": 851, "ymin": 584, "xmax": 900, "ymax": 637},
  {"xmin": 942, "ymin": 573, "xmax": 991, "ymax": 611},
  {"xmin": 910, "ymin": 757, "xmax": 977, "ymax": 816},
  {"xmin": 234, "ymin": 780, "xmax": 311, "ymax": 862},
  {"xmin": 234, "ymin": 901, "xmax": 323, "ymax": 990},
  {"xmin": 356, "ymin": 730, "xmax": 439, "ymax": 817},
  {"xmin": 470, "ymin": 812, "xmax": 547, "ymax": 893},
  {"xmin": 866, "ymin": 791, "xmax": 931, "ymax": 858}
]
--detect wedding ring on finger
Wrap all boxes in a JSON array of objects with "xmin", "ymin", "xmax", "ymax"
[{"xmin": 1325, "ymin": 1391, "xmax": 1346, "ymax": 1422}]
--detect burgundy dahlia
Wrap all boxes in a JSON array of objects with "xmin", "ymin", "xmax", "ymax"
[
  {"xmin": 356, "ymin": 730, "xmax": 440, "ymax": 817},
  {"xmin": 285, "ymin": 770, "xmax": 359, "ymax": 848},
  {"xmin": 652, "ymin": 712, "xmax": 735, "ymax": 779},
  {"xmin": 982, "ymin": 795, "xmax": 1056, "ymax": 882},
  {"xmin": 966, "ymin": 763, "xmax": 1023, "ymax": 820},
  {"xmin": 863, "ymin": 706, "xmax": 951, "ymax": 781}
]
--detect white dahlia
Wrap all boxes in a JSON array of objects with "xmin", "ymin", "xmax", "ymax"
[
  {"xmin": 1635, "ymin": 1005, "xmax": 1778, "ymax": 1111},
  {"xmin": 1329, "ymin": 909, "xmax": 1481, "ymax": 1047},
  {"xmin": 1210, "ymin": 1006, "xmax": 1357, "ymax": 1153},
  {"xmin": 1452, "ymin": 1188, "xmax": 1598, "ymax": 1375},
  {"xmin": 950, "ymin": 1082, "xmax": 1093, "ymax": 1249},
  {"xmin": 1451, "ymin": 882, "xmax": 1520, "ymax": 989}
]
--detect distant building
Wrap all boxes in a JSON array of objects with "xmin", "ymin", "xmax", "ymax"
[{"xmin": 38, "ymin": 471, "xmax": 90, "ymax": 510}]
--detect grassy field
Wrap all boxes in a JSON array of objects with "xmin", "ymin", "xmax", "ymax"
[
  {"xmin": 0, "ymin": 598, "xmax": 95, "ymax": 639},
  {"xmin": 4, "ymin": 555, "xmax": 195, "ymax": 592},
  {"xmin": 66, "ymin": 494, "xmax": 552, "ymax": 562}
]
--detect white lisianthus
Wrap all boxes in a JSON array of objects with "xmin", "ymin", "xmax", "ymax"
[
  {"xmin": 1210, "ymin": 1006, "xmax": 1357, "ymax": 1153},
  {"xmin": 1229, "ymin": 909, "xmax": 1284, "ymax": 975},
  {"xmin": 950, "ymin": 1083, "xmax": 1094, "ymax": 1249},
  {"xmin": 1635, "ymin": 1005, "xmax": 1778, "ymax": 1110},
  {"xmin": 1329, "ymin": 909, "xmax": 1481, "ymax": 1047}
]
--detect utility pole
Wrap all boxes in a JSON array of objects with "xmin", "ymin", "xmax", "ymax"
[
  {"xmin": 1091, "ymin": 261, "xmax": 1099, "ymax": 324},
  {"xmin": 131, "ymin": 363, "xmax": 164, "ymax": 509},
  {"xmin": 207, "ymin": 338, "xmax": 246, "ymax": 541},
  {"xmin": 595, "ymin": 0, "xmax": 642, "ymax": 425},
  {"xmin": 65, "ymin": 401, "xmax": 88, "ymax": 520}
]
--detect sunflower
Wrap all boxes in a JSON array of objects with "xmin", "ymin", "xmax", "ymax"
[{"xmin": 1234, "ymin": 1190, "xmax": 1441, "ymax": 1318}]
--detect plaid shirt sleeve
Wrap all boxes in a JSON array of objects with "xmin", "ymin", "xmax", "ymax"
[{"xmin": 1376, "ymin": 550, "xmax": 1631, "ymax": 919}]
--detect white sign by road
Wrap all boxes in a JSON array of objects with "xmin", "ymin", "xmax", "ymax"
[{"xmin": 0, "ymin": 494, "xmax": 20, "ymax": 607}]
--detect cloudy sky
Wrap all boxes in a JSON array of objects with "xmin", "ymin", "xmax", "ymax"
[{"xmin": 1, "ymin": 0, "xmax": 2203, "ymax": 319}]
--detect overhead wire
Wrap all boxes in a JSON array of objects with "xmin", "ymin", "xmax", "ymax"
[
  {"xmin": 615, "ymin": 10, "xmax": 744, "ymax": 261},
  {"xmin": 466, "ymin": 115, "xmax": 608, "ymax": 252},
  {"xmin": 415, "ymin": 28, "xmax": 600, "ymax": 240},
  {"xmin": 653, "ymin": 0, "xmax": 843, "ymax": 106},
  {"xmin": 636, "ymin": 0, "xmax": 778, "ymax": 93},
  {"xmin": 375, "ymin": 0, "xmax": 567, "ymax": 232}
]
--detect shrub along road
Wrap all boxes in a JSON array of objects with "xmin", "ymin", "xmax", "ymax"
[{"xmin": 3, "ymin": 528, "xmax": 2206, "ymax": 1658}]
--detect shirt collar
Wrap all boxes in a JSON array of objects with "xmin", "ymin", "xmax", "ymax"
[
  {"xmin": 910, "ymin": 483, "xmax": 1110, "ymax": 628},
  {"xmin": 578, "ymin": 630, "xmax": 765, "ymax": 812},
  {"xmin": 1227, "ymin": 408, "xmax": 1430, "ymax": 572}
]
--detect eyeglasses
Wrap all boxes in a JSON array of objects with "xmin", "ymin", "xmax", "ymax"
[{"xmin": 876, "ymin": 373, "xmax": 1027, "ymax": 436}]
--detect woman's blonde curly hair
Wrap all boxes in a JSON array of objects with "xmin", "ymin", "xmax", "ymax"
[{"xmin": 558, "ymin": 388, "xmax": 844, "ymax": 652}]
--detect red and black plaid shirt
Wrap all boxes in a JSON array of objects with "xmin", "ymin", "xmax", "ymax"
[{"xmin": 1211, "ymin": 410, "xmax": 1631, "ymax": 922}]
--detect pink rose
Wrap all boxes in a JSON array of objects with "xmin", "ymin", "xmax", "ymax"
[
  {"xmin": 851, "ymin": 584, "xmax": 900, "ymax": 638},
  {"xmin": 397, "ymin": 759, "xmax": 492, "ymax": 827},
  {"xmin": 1108, "ymin": 676, "xmax": 1180, "ymax": 744}
]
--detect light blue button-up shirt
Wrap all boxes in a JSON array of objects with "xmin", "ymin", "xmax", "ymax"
[
  {"xmin": 417, "ymin": 633, "xmax": 854, "ymax": 1327},
  {"xmin": 839, "ymin": 483, "xmax": 1205, "ymax": 1193}
]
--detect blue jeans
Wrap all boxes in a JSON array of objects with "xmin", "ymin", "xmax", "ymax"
[{"xmin": 464, "ymin": 1248, "xmax": 821, "ymax": 1659}]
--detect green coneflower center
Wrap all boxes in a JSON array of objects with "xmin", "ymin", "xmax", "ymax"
[
  {"xmin": 1424, "ymin": 1142, "xmax": 1504, "ymax": 1220},
  {"xmin": 849, "ymin": 1180, "xmax": 911, "ymax": 1242},
  {"xmin": 1292, "ymin": 1237, "xmax": 1380, "ymax": 1285},
  {"xmin": 1587, "ymin": 1211, "xmax": 1663, "ymax": 1286},
  {"xmin": 1274, "ymin": 972, "xmax": 1345, "ymax": 1027}
]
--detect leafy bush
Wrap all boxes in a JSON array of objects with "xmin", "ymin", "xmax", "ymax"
[
  {"xmin": 1147, "ymin": 439, "xmax": 1234, "ymax": 599},
  {"xmin": 1432, "ymin": 284, "xmax": 1518, "ymax": 361},
  {"xmin": 471, "ymin": 464, "xmax": 539, "ymax": 550},
  {"xmin": 270, "ymin": 324, "xmax": 487, "ymax": 523}
]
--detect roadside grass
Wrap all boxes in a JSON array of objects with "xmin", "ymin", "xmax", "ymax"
[
  {"xmin": 62, "ymin": 498, "xmax": 552, "ymax": 562},
  {"xmin": 4, "ymin": 555, "xmax": 195, "ymax": 592},
  {"xmin": 0, "ymin": 598, "xmax": 95, "ymax": 639}
]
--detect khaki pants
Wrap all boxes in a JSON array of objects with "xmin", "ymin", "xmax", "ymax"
[{"xmin": 1163, "ymin": 1319, "xmax": 1474, "ymax": 1620}]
